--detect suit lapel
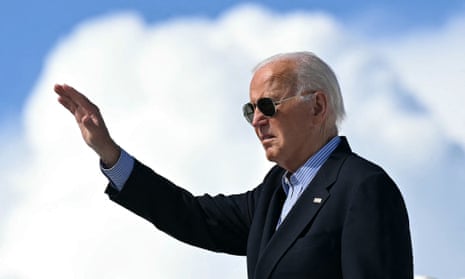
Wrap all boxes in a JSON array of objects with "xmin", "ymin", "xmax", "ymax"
[
  {"xmin": 257, "ymin": 184, "xmax": 286, "ymax": 258},
  {"xmin": 254, "ymin": 183, "xmax": 330, "ymax": 279},
  {"xmin": 253, "ymin": 137, "xmax": 351, "ymax": 279}
]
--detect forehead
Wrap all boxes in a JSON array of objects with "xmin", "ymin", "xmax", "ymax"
[{"xmin": 250, "ymin": 60, "xmax": 297, "ymax": 99}]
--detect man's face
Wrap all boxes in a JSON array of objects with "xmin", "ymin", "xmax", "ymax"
[{"xmin": 249, "ymin": 60, "xmax": 318, "ymax": 172}]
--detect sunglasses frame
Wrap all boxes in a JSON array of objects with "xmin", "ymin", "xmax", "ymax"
[{"xmin": 242, "ymin": 91, "xmax": 316, "ymax": 124}]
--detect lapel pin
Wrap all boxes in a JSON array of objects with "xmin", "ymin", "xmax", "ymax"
[{"xmin": 313, "ymin": 197, "xmax": 323, "ymax": 204}]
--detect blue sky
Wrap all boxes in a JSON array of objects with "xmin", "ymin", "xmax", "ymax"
[
  {"xmin": 1, "ymin": 0, "xmax": 464, "ymax": 130},
  {"xmin": 1, "ymin": 1, "xmax": 465, "ymax": 279}
]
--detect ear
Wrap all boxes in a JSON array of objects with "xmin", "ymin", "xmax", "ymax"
[{"xmin": 312, "ymin": 91, "xmax": 328, "ymax": 122}]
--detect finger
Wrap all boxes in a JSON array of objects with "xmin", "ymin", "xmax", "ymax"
[
  {"xmin": 54, "ymin": 84, "xmax": 62, "ymax": 94},
  {"xmin": 55, "ymin": 84, "xmax": 79, "ymax": 110},
  {"xmin": 62, "ymin": 84, "xmax": 96, "ymax": 109},
  {"xmin": 57, "ymin": 95, "xmax": 77, "ymax": 114},
  {"xmin": 55, "ymin": 83, "xmax": 93, "ymax": 109},
  {"xmin": 54, "ymin": 83, "xmax": 65, "ymax": 95},
  {"xmin": 55, "ymin": 84, "xmax": 101, "ymax": 117}
]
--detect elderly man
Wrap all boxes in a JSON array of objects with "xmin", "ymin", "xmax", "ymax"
[{"xmin": 55, "ymin": 51, "xmax": 413, "ymax": 278}]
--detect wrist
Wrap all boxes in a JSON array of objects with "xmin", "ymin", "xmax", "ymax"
[{"xmin": 99, "ymin": 141, "xmax": 121, "ymax": 168}]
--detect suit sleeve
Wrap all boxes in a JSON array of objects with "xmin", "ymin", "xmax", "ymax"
[
  {"xmin": 341, "ymin": 171, "xmax": 413, "ymax": 278},
  {"xmin": 105, "ymin": 159, "xmax": 260, "ymax": 256}
]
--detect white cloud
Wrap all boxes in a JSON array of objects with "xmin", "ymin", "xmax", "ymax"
[
  {"xmin": 0, "ymin": 4, "xmax": 464, "ymax": 279},
  {"xmin": 381, "ymin": 15, "xmax": 465, "ymax": 147}
]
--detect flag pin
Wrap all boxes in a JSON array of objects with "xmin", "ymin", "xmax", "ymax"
[{"xmin": 313, "ymin": 197, "xmax": 323, "ymax": 204}]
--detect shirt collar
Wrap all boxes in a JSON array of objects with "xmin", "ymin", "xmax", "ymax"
[{"xmin": 282, "ymin": 136, "xmax": 341, "ymax": 194}]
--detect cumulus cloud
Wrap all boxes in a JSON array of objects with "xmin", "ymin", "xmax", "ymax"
[{"xmin": 0, "ymin": 4, "xmax": 464, "ymax": 279}]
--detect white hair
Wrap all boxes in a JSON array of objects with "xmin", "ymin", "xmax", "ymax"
[{"xmin": 253, "ymin": 51, "xmax": 346, "ymax": 130}]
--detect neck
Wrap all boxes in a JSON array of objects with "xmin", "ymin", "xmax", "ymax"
[{"xmin": 283, "ymin": 133, "xmax": 337, "ymax": 173}]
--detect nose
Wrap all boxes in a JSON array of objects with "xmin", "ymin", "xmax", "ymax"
[{"xmin": 251, "ymin": 107, "xmax": 268, "ymax": 127}]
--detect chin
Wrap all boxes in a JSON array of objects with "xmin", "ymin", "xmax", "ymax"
[{"xmin": 264, "ymin": 149, "xmax": 279, "ymax": 163}]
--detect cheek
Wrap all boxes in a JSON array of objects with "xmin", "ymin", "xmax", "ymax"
[{"xmin": 275, "ymin": 120, "xmax": 297, "ymax": 142}]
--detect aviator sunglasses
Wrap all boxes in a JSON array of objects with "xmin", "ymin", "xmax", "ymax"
[{"xmin": 242, "ymin": 92, "xmax": 315, "ymax": 124}]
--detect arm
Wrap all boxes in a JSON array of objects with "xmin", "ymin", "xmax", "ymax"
[
  {"xmin": 55, "ymin": 84, "xmax": 255, "ymax": 255},
  {"xmin": 106, "ymin": 159, "xmax": 256, "ymax": 255},
  {"xmin": 341, "ymin": 172, "xmax": 413, "ymax": 278}
]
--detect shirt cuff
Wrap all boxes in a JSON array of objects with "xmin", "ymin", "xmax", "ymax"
[{"xmin": 100, "ymin": 148, "xmax": 135, "ymax": 191}]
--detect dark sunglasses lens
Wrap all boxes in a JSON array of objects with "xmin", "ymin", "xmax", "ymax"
[
  {"xmin": 243, "ymin": 103, "xmax": 255, "ymax": 123},
  {"xmin": 257, "ymin": 98, "xmax": 276, "ymax": 116}
]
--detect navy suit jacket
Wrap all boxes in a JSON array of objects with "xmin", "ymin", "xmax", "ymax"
[{"xmin": 106, "ymin": 137, "xmax": 413, "ymax": 278}]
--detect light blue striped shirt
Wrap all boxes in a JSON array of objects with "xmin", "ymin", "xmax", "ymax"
[
  {"xmin": 276, "ymin": 136, "xmax": 341, "ymax": 228},
  {"xmin": 101, "ymin": 148, "xmax": 134, "ymax": 191}
]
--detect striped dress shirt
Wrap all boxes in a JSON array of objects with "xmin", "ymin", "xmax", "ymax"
[{"xmin": 276, "ymin": 136, "xmax": 341, "ymax": 228}]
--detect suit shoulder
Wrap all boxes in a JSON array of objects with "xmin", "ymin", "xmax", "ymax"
[
  {"xmin": 335, "ymin": 152, "xmax": 400, "ymax": 190},
  {"xmin": 343, "ymin": 152, "xmax": 389, "ymax": 176}
]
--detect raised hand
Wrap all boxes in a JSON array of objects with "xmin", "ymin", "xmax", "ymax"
[{"xmin": 54, "ymin": 84, "xmax": 120, "ymax": 167}]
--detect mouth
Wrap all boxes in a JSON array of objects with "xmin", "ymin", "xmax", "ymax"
[{"xmin": 260, "ymin": 134, "xmax": 275, "ymax": 144}]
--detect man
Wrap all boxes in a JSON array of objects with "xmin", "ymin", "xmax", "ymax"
[{"xmin": 55, "ymin": 51, "xmax": 413, "ymax": 278}]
